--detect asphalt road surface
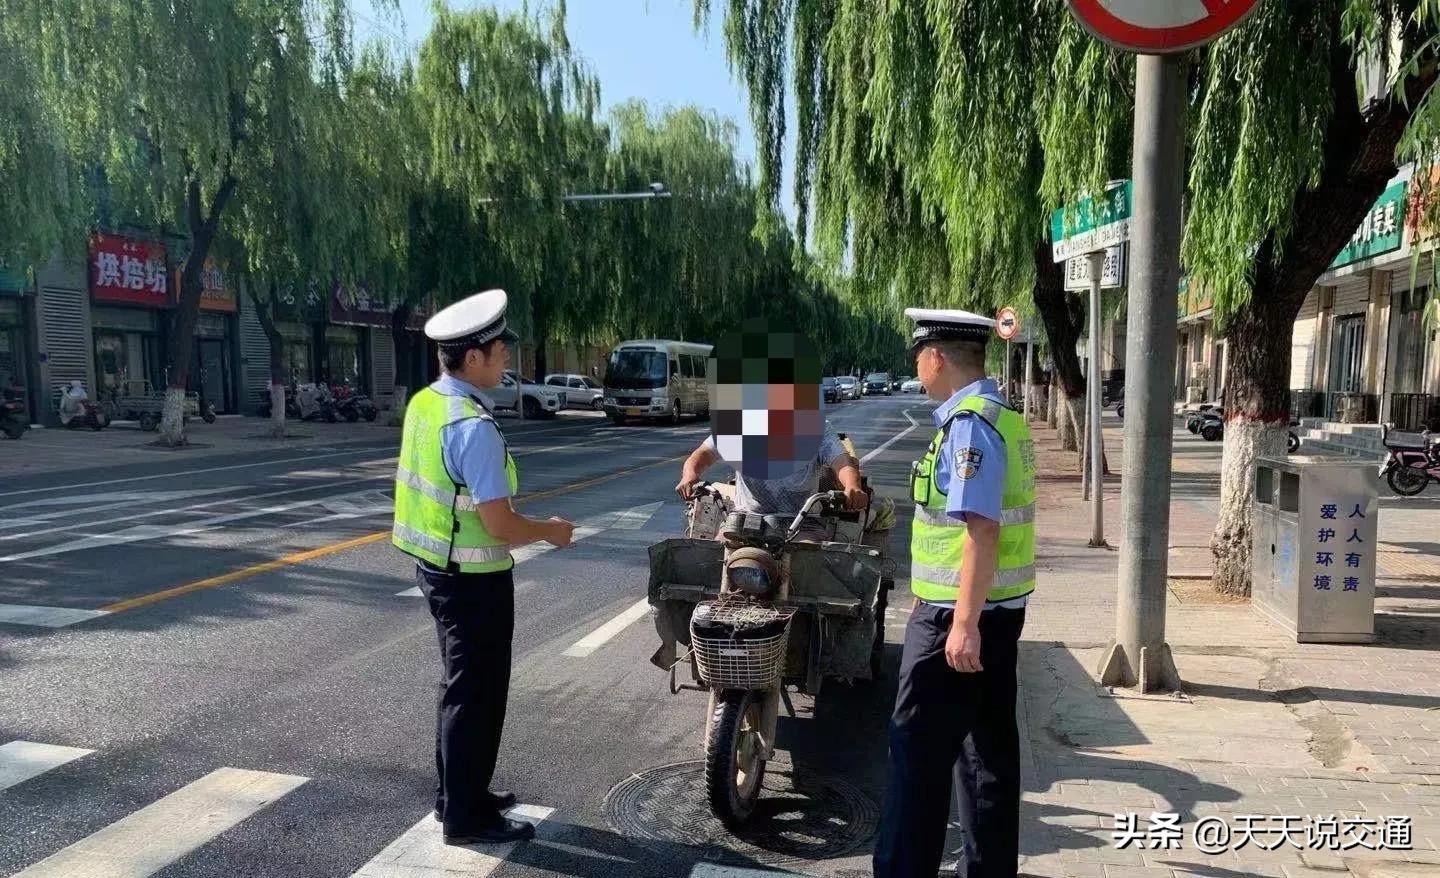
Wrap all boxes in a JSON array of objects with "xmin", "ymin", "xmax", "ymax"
[{"xmin": 0, "ymin": 394, "xmax": 935, "ymax": 878}]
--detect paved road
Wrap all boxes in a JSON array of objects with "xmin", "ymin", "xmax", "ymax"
[{"xmin": 0, "ymin": 395, "xmax": 934, "ymax": 878}]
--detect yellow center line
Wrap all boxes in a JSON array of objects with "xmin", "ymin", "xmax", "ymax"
[{"xmin": 97, "ymin": 451, "xmax": 688, "ymax": 615}]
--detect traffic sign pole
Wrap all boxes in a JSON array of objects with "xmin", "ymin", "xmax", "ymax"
[
  {"xmin": 1086, "ymin": 250, "xmax": 1105, "ymax": 549},
  {"xmin": 1097, "ymin": 53, "xmax": 1185, "ymax": 694}
]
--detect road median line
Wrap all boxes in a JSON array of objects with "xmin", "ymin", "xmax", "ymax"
[{"xmin": 96, "ymin": 452, "xmax": 687, "ymax": 616}]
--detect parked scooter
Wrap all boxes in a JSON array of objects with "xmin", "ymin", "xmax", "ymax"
[
  {"xmin": 1379, "ymin": 423, "xmax": 1440, "ymax": 496},
  {"xmin": 1, "ymin": 389, "xmax": 28, "ymax": 439},
  {"xmin": 294, "ymin": 382, "xmax": 338, "ymax": 422},
  {"xmin": 1198, "ymin": 408, "xmax": 1224, "ymax": 442},
  {"xmin": 330, "ymin": 384, "xmax": 379, "ymax": 422},
  {"xmin": 58, "ymin": 381, "xmax": 109, "ymax": 431},
  {"xmin": 257, "ymin": 384, "xmax": 302, "ymax": 420}
]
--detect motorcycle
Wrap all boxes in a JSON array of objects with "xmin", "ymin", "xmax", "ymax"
[
  {"xmin": 649, "ymin": 484, "xmax": 892, "ymax": 827},
  {"xmin": 295, "ymin": 383, "xmax": 338, "ymax": 422},
  {"xmin": 1287, "ymin": 420, "xmax": 1301, "ymax": 454},
  {"xmin": 1379, "ymin": 423, "xmax": 1440, "ymax": 497},
  {"xmin": 257, "ymin": 384, "xmax": 302, "ymax": 420},
  {"xmin": 1198, "ymin": 408, "xmax": 1224, "ymax": 442},
  {"xmin": 330, "ymin": 384, "xmax": 379, "ymax": 422},
  {"xmin": 1, "ymin": 391, "xmax": 28, "ymax": 439}
]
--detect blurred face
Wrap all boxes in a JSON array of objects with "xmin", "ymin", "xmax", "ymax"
[{"xmin": 709, "ymin": 320, "xmax": 824, "ymax": 480}]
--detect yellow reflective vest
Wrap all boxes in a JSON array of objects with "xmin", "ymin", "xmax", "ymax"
[
  {"xmin": 392, "ymin": 386, "xmax": 518, "ymax": 573},
  {"xmin": 909, "ymin": 394, "xmax": 1036, "ymax": 603}
]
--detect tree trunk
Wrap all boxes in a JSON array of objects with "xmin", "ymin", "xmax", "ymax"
[
  {"xmin": 533, "ymin": 336, "xmax": 548, "ymax": 384},
  {"xmin": 1212, "ymin": 303, "xmax": 1295, "ymax": 596},
  {"xmin": 391, "ymin": 303, "xmax": 415, "ymax": 426},
  {"xmin": 1210, "ymin": 20, "xmax": 1423, "ymax": 596},
  {"xmin": 160, "ymin": 174, "xmax": 236, "ymax": 446},
  {"xmin": 247, "ymin": 279, "xmax": 287, "ymax": 439},
  {"xmin": 1047, "ymin": 372, "xmax": 1059, "ymax": 428},
  {"xmin": 1031, "ymin": 240, "xmax": 1085, "ymax": 451}
]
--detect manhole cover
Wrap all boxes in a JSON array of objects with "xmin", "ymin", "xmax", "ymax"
[{"xmin": 602, "ymin": 760, "xmax": 878, "ymax": 867}]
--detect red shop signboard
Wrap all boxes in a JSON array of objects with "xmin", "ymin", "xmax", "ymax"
[{"xmin": 89, "ymin": 233, "xmax": 170, "ymax": 307}]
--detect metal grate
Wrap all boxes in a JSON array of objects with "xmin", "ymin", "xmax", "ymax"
[{"xmin": 690, "ymin": 599, "xmax": 792, "ymax": 690}]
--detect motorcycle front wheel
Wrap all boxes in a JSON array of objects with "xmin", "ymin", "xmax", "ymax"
[
  {"xmin": 1201, "ymin": 423, "xmax": 1222, "ymax": 442},
  {"xmin": 1387, "ymin": 466, "xmax": 1430, "ymax": 497},
  {"xmin": 363, "ymin": 408, "xmax": 378, "ymax": 422},
  {"xmin": 2, "ymin": 421, "xmax": 26, "ymax": 440},
  {"xmin": 343, "ymin": 407, "xmax": 360, "ymax": 423},
  {"xmin": 705, "ymin": 689, "xmax": 767, "ymax": 828}
]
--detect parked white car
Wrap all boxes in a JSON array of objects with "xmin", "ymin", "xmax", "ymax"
[
  {"xmin": 490, "ymin": 371, "xmax": 564, "ymax": 418},
  {"xmin": 544, "ymin": 373, "xmax": 605, "ymax": 410},
  {"xmin": 901, "ymin": 378, "xmax": 923, "ymax": 393}
]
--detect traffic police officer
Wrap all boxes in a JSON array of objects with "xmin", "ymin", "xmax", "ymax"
[
  {"xmin": 873, "ymin": 308, "xmax": 1037, "ymax": 878},
  {"xmin": 392, "ymin": 289, "xmax": 575, "ymax": 846}
]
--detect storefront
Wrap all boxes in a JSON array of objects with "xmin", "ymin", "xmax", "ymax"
[
  {"xmin": 186, "ymin": 261, "xmax": 240, "ymax": 413},
  {"xmin": 88, "ymin": 233, "xmax": 170, "ymax": 401},
  {"xmin": 272, "ymin": 278, "xmax": 328, "ymax": 385},
  {"xmin": 0, "ymin": 264, "xmax": 37, "ymax": 421}
]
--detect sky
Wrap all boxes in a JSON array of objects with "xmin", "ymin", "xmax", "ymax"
[{"xmin": 356, "ymin": 0, "xmax": 796, "ymax": 222}]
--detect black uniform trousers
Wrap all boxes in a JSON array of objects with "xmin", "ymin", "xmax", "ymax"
[
  {"xmin": 873, "ymin": 601, "xmax": 1026, "ymax": 878},
  {"xmin": 416, "ymin": 561, "xmax": 515, "ymax": 835}
]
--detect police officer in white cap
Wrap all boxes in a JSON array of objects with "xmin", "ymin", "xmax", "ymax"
[
  {"xmin": 392, "ymin": 288, "xmax": 575, "ymax": 846},
  {"xmin": 874, "ymin": 308, "xmax": 1037, "ymax": 878}
]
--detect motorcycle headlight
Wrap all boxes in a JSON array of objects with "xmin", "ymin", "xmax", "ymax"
[{"xmin": 727, "ymin": 564, "xmax": 770, "ymax": 594}]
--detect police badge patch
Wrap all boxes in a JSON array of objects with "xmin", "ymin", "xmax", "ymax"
[{"xmin": 954, "ymin": 447, "xmax": 983, "ymax": 480}]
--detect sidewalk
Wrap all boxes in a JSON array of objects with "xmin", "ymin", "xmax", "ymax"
[
  {"xmin": 1015, "ymin": 417, "xmax": 1440, "ymax": 878},
  {"xmin": 0, "ymin": 409, "xmax": 605, "ymax": 479}
]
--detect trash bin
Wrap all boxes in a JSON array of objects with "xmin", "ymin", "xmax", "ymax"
[{"xmin": 1252, "ymin": 455, "xmax": 1378, "ymax": 642}]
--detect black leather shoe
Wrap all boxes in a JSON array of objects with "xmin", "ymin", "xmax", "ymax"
[
  {"xmin": 443, "ymin": 817, "xmax": 536, "ymax": 846},
  {"xmin": 433, "ymin": 791, "xmax": 517, "ymax": 822}
]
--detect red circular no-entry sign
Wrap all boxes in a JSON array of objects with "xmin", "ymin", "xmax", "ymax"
[
  {"xmin": 996, "ymin": 307, "xmax": 1020, "ymax": 341},
  {"xmin": 1066, "ymin": 0, "xmax": 1262, "ymax": 54}
]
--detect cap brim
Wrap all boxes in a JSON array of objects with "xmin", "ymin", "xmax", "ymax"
[{"xmin": 498, "ymin": 327, "xmax": 520, "ymax": 344}]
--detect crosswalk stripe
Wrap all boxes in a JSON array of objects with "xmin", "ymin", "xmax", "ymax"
[
  {"xmin": 350, "ymin": 803, "xmax": 554, "ymax": 877},
  {"xmin": 689, "ymin": 866, "xmax": 803, "ymax": 877},
  {"xmin": 0, "ymin": 741, "xmax": 94, "ymax": 792},
  {"xmin": 562, "ymin": 599, "xmax": 651, "ymax": 657},
  {"xmin": 0, "ymin": 604, "xmax": 110, "ymax": 628},
  {"xmin": 10, "ymin": 767, "xmax": 307, "ymax": 878}
]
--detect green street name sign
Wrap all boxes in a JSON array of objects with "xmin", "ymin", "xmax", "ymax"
[
  {"xmin": 1329, "ymin": 179, "xmax": 1406, "ymax": 270},
  {"xmin": 1051, "ymin": 180, "xmax": 1133, "ymax": 262}
]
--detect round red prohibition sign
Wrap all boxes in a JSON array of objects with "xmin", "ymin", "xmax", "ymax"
[{"xmin": 1066, "ymin": 0, "xmax": 1262, "ymax": 54}]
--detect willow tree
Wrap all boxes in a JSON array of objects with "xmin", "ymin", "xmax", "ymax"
[
  {"xmin": 695, "ymin": 0, "xmax": 1118, "ymax": 450},
  {"xmin": 0, "ymin": 3, "xmax": 86, "ymax": 270},
  {"xmin": 415, "ymin": 1, "xmax": 600, "ymax": 374},
  {"xmin": 10, "ymin": 0, "xmax": 365, "ymax": 445}
]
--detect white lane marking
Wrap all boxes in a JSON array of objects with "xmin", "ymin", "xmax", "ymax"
[
  {"xmin": 0, "ymin": 741, "xmax": 94, "ymax": 791},
  {"xmin": 0, "ymin": 488, "xmax": 397, "ymax": 562},
  {"xmin": 394, "ymin": 503, "xmax": 663, "ymax": 597},
  {"xmin": 0, "ymin": 604, "xmax": 111, "ymax": 628},
  {"xmin": 350, "ymin": 803, "xmax": 554, "ymax": 878},
  {"xmin": 10, "ymin": 767, "xmax": 307, "ymax": 878},
  {"xmin": 689, "ymin": 866, "xmax": 804, "ymax": 877},
  {"xmin": 858, "ymin": 408, "xmax": 927, "ymax": 464},
  {"xmin": 562, "ymin": 598, "xmax": 651, "ymax": 658},
  {"xmin": 0, "ymin": 419, "xmax": 615, "ymax": 502}
]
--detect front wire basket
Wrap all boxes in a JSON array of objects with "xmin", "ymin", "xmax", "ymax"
[{"xmin": 689, "ymin": 597, "xmax": 794, "ymax": 690}]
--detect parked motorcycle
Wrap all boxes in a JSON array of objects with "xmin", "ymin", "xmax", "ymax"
[
  {"xmin": 1, "ymin": 391, "xmax": 28, "ymax": 439},
  {"xmin": 257, "ymin": 385, "xmax": 302, "ymax": 420},
  {"xmin": 295, "ymin": 383, "xmax": 338, "ymax": 422},
  {"xmin": 330, "ymin": 384, "xmax": 379, "ymax": 422},
  {"xmin": 1198, "ymin": 408, "xmax": 1224, "ymax": 442},
  {"xmin": 1379, "ymin": 423, "xmax": 1440, "ymax": 496},
  {"xmin": 1288, "ymin": 420, "xmax": 1301, "ymax": 454}
]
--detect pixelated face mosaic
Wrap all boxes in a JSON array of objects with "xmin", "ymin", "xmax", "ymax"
[{"xmin": 707, "ymin": 318, "xmax": 824, "ymax": 480}]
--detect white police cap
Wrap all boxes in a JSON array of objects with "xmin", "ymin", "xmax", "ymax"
[
  {"xmin": 904, "ymin": 307, "xmax": 994, "ymax": 349},
  {"xmin": 425, "ymin": 289, "xmax": 520, "ymax": 348}
]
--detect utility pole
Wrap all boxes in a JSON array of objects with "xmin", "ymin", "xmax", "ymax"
[
  {"xmin": 1087, "ymin": 250, "xmax": 1106, "ymax": 548},
  {"xmin": 1024, "ymin": 337, "xmax": 1034, "ymax": 421},
  {"xmin": 1097, "ymin": 54, "xmax": 1185, "ymax": 693}
]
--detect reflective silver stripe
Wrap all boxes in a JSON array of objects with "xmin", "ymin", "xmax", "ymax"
[
  {"xmin": 914, "ymin": 502, "xmax": 1034, "ymax": 527},
  {"xmin": 913, "ymin": 503, "xmax": 966, "ymax": 527},
  {"xmin": 974, "ymin": 398, "xmax": 1002, "ymax": 425},
  {"xmin": 451, "ymin": 544, "xmax": 512, "ymax": 563},
  {"xmin": 911, "ymin": 561, "xmax": 1036, "ymax": 588},
  {"xmin": 392, "ymin": 522, "xmax": 451, "ymax": 557},
  {"xmin": 396, "ymin": 465, "xmax": 457, "ymax": 507},
  {"xmin": 454, "ymin": 489, "xmax": 478, "ymax": 512},
  {"xmin": 1000, "ymin": 503, "xmax": 1036, "ymax": 525}
]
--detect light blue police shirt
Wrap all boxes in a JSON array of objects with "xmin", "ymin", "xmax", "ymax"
[
  {"xmin": 434, "ymin": 374, "xmax": 513, "ymax": 505},
  {"xmin": 926, "ymin": 378, "xmax": 1027, "ymax": 611}
]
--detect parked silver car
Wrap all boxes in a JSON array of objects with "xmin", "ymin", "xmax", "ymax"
[
  {"xmin": 490, "ymin": 371, "xmax": 565, "ymax": 418},
  {"xmin": 835, "ymin": 376, "xmax": 862, "ymax": 400},
  {"xmin": 544, "ymin": 373, "xmax": 605, "ymax": 410}
]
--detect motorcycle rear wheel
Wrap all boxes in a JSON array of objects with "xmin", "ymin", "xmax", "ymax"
[
  {"xmin": 343, "ymin": 407, "xmax": 360, "ymax": 423},
  {"xmin": 2, "ymin": 421, "xmax": 26, "ymax": 440},
  {"xmin": 705, "ymin": 689, "xmax": 766, "ymax": 828},
  {"xmin": 1201, "ymin": 423, "xmax": 1222, "ymax": 442},
  {"xmin": 1387, "ymin": 466, "xmax": 1430, "ymax": 497}
]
